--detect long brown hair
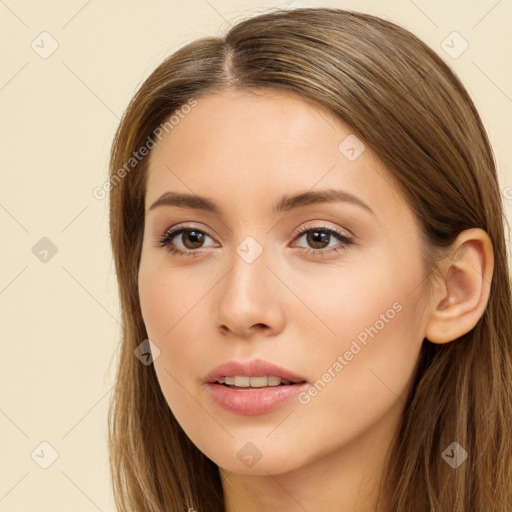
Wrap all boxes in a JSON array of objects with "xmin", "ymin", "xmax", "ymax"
[{"xmin": 107, "ymin": 8, "xmax": 512, "ymax": 511}]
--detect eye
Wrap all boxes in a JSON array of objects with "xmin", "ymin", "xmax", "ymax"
[
  {"xmin": 290, "ymin": 224, "xmax": 353, "ymax": 257},
  {"xmin": 155, "ymin": 222, "xmax": 354, "ymax": 258},
  {"xmin": 156, "ymin": 225, "xmax": 217, "ymax": 257}
]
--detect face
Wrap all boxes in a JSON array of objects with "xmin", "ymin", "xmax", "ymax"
[{"xmin": 138, "ymin": 88, "xmax": 431, "ymax": 476}]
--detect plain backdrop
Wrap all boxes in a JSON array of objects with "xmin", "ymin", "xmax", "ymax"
[{"xmin": 0, "ymin": 0, "xmax": 510, "ymax": 510}]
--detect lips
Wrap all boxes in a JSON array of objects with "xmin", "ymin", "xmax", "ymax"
[
  {"xmin": 205, "ymin": 359, "xmax": 309, "ymax": 416},
  {"xmin": 204, "ymin": 358, "xmax": 308, "ymax": 386},
  {"xmin": 206, "ymin": 381, "xmax": 309, "ymax": 415},
  {"xmin": 204, "ymin": 359, "xmax": 309, "ymax": 415}
]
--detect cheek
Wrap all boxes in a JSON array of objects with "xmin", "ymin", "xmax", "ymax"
[
  {"xmin": 138, "ymin": 258, "xmax": 207, "ymax": 344},
  {"xmin": 138, "ymin": 270, "xmax": 200, "ymax": 439},
  {"xmin": 292, "ymin": 254, "xmax": 426, "ymax": 423},
  {"xmin": 288, "ymin": 253, "xmax": 420, "ymax": 360},
  {"xmin": 282, "ymin": 293, "xmax": 424, "ymax": 471},
  {"xmin": 138, "ymin": 260, "xmax": 211, "ymax": 404}
]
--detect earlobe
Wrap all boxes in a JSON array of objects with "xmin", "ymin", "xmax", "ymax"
[{"xmin": 424, "ymin": 228, "xmax": 494, "ymax": 344}]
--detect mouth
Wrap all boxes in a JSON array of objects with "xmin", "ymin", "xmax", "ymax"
[
  {"xmin": 206, "ymin": 375, "xmax": 309, "ymax": 416},
  {"xmin": 214, "ymin": 375, "xmax": 307, "ymax": 389},
  {"xmin": 205, "ymin": 364, "xmax": 310, "ymax": 415},
  {"xmin": 205, "ymin": 358, "xmax": 309, "ymax": 389}
]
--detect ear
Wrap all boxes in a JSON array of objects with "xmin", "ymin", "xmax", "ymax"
[{"xmin": 424, "ymin": 228, "xmax": 494, "ymax": 344}]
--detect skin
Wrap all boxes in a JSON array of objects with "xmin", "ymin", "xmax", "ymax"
[{"xmin": 138, "ymin": 88, "xmax": 494, "ymax": 512}]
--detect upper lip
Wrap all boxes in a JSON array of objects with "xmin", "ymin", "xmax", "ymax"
[{"xmin": 205, "ymin": 358, "xmax": 308, "ymax": 384}]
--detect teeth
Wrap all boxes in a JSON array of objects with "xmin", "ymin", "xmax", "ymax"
[
  {"xmin": 216, "ymin": 375, "xmax": 294, "ymax": 387},
  {"xmin": 234, "ymin": 376, "xmax": 250, "ymax": 387},
  {"xmin": 267, "ymin": 376, "xmax": 282, "ymax": 386}
]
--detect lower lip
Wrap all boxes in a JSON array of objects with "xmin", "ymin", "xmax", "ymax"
[{"xmin": 206, "ymin": 382, "xmax": 308, "ymax": 416}]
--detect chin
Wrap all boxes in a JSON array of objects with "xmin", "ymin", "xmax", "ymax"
[{"xmin": 197, "ymin": 437, "xmax": 308, "ymax": 476}]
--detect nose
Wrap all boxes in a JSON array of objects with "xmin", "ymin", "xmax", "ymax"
[{"xmin": 215, "ymin": 243, "xmax": 286, "ymax": 339}]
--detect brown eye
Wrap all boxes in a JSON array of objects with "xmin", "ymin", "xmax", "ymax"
[
  {"xmin": 179, "ymin": 230, "xmax": 206, "ymax": 249},
  {"xmin": 292, "ymin": 226, "xmax": 353, "ymax": 256},
  {"xmin": 305, "ymin": 230, "xmax": 331, "ymax": 249},
  {"xmin": 157, "ymin": 227, "xmax": 216, "ymax": 256}
]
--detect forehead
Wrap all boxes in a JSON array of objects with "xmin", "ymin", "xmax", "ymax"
[
  {"xmin": 150, "ymin": 88, "xmax": 341, "ymax": 165},
  {"xmin": 145, "ymin": 89, "xmax": 412, "ymax": 225}
]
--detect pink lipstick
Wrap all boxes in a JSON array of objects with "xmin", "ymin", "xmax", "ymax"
[{"xmin": 204, "ymin": 359, "xmax": 308, "ymax": 416}]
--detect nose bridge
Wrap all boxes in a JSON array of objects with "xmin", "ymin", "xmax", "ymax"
[
  {"xmin": 215, "ymin": 232, "xmax": 283, "ymax": 335},
  {"xmin": 226, "ymin": 234, "xmax": 271, "ymax": 304}
]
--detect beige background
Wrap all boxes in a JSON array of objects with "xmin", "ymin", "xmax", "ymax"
[{"xmin": 0, "ymin": 0, "xmax": 510, "ymax": 510}]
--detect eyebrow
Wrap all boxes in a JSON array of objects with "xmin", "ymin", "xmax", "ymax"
[{"xmin": 148, "ymin": 188, "xmax": 376, "ymax": 217}]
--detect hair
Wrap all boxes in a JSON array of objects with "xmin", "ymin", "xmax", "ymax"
[{"xmin": 107, "ymin": 7, "xmax": 512, "ymax": 512}]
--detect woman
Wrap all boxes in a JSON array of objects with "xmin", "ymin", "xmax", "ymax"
[{"xmin": 107, "ymin": 7, "xmax": 512, "ymax": 511}]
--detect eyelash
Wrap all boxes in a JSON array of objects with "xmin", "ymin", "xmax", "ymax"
[{"xmin": 155, "ymin": 222, "xmax": 353, "ymax": 259}]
